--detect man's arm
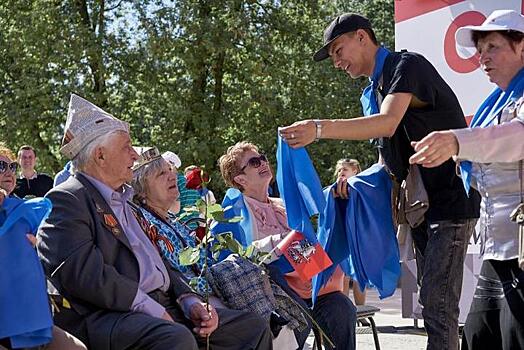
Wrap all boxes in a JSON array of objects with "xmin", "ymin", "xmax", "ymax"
[{"xmin": 280, "ymin": 92, "xmax": 413, "ymax": 148}]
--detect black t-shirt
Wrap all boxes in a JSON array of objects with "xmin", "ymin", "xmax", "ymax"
[
  {"xmin": 14, "ymin": 173, "xmax": 54, "ymax": 198},
  {"xmin": 378, "ymin": 51, "xmax": 480, "ymax": 221}
]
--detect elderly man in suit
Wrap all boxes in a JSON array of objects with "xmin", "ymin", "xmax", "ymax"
[{"xmin": 37, "ymin": 94, "xmax": 272, "ymax": 350}]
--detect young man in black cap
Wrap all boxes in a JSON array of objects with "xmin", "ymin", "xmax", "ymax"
[{"xmin": 281, "ymin": 13, "xmax": 481, "ymax": 350}]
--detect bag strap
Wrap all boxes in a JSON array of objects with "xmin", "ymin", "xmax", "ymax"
[{"xmin": 519, "ymin": 160, "xmax": 523, "ymax": 204}]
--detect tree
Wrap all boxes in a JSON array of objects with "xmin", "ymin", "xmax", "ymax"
[{"xmin": 0, "ymin": 0, "xmax": 395, "ymax": 196}]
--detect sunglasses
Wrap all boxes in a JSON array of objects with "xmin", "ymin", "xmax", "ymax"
[
  {"xmin": 0, "ymin": 160, "xmax": 19, "ymax": 174},
  {"xmin": 240, "ymin": 154, "xmax": 268, "ymax": 172}
]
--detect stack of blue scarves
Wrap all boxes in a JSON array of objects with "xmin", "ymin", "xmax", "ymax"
[
  {"xmin": 460, "ymin": 67, "xmax": 524, "ymax": 194},
  {"xmin": 312, "ymin": 164, "xmax": 400, "ymax": 302},
  {"xmin": 0, "ymin": 197, "xmax": 53, "ymax": 348}
]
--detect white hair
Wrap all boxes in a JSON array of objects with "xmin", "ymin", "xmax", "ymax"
[{"xmin": 71, "ymin": 130, "xmax": 125, "ymax": 173}]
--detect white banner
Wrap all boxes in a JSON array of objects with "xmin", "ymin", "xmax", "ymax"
[{"xmin": 395, "ymin": 0, "xmax": 523, "ymax": 118}]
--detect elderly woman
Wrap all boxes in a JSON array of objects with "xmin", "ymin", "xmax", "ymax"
[
  {"xmin": 130, "ymin": 147, "xmax": 213, "ymax": 297},
  {"xmin": 0, "ymin": 143, "xmax": 87, "ymax": 350},
  {"xmin": 218, "ymin": 141, "xmax": 357, "ymax": 350},
  {"xmin": 410, "ymin": 10, "xmax": 524, "ymax": 350}
]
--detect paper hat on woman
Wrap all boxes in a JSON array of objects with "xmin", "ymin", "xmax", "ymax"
[
  {"xmin": 60, "ymin": 94, "xmax": 130, "ymax": 159},
  {"xmin": 132, "ymin": 146, "xmax": 162, "ymax": 171}
]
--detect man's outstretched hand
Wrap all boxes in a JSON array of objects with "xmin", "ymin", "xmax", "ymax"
[{"xmin": 279, "ymin": 120, "xmax": 317, "ymax": 148}]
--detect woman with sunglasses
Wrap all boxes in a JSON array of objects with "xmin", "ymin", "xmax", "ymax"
[
  {"xmin": 0, "ymin": 150, "xmax": 19, "ymax": 201},
  {"xmin": 0, "ymin": 143, "xmax": 87, "ymax": 350},
  {"xmin": 218, "ymin": 141, "xmax": 356, "ymax": 350}
]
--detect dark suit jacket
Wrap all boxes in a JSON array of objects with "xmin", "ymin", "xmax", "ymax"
[{"xmin": 37, "ymin": 173, "xmax": 193, "ymax": 348}]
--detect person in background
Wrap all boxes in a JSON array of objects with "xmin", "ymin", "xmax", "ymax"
[
  {"xmin": 162, "ymin": 151, "xmax": 201, "ymax": 229},
  {"xmin": 53, "ymin": 161, "xmax": 72, "ymax": 187},
  {"xmin": 333, "ymin": 158, "xmax": 367, "ymax": 307},
  {"xmin": 184, "ymin": 165, "xmax": 216, "ymax": 205},
  {"xmin": 14, "ymin": 145, "xmax": 53, "ymax": 198},
  {"xmin": 410, "ymin": 10, "xmax": 524, "ymax": 349}
]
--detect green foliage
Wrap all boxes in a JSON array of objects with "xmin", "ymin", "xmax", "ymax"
[
  {"xmin": 0, "ymin": 0, "xmax": 394, "ymax": 194},
  {"xmin": 179, "ymin": 245, "xmax": 201, "ymax": 266}
]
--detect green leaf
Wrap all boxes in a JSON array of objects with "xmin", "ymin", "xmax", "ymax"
[
  {"xmin": 208, "ymin": 210, "xmax": 225, "ymax": 221},
  {"xmin": 183, "ymin": 206, "xmax": 200, "ymax": 212},
  {"xmin": 179, "ymin": 247, "xmax": 200, "ymax": 266},
  {"xmin": 255, "ymin": 251, "xmax": 272, "ymax": 265},
  {"xmin": 225, "ymin": 216, "xmax": 243, "ymax": 223},
  {"xmin": 245, "ymin": 244, "xmax": 255, "ymax": 258},
  {"xmin": 207, "ymin": 204, "xmax": 223, "ymax": 214},
  {"xmin": 222, "ymin": 234, "xmax": 244, "ymax": 255},
  {"xmin": 189, "ymin": 277, "xmax": 199, "ymax": 288}
]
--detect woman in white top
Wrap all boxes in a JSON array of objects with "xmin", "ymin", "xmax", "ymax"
[{"xmin": 409, "ymin": 10, "xmax": 524, "ymax": 350}]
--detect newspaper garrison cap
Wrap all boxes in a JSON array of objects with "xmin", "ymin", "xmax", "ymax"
[{"xmin": 60, "ymin": 94, "xmax": 130, "ymax": 159}]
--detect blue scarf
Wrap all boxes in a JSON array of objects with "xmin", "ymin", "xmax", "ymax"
[
  {"xmin": 312, "ymin": 164, "xmax": 400, "ymax": 302},
  {"xmin": 459, "ymin": 67, "xmax": 524, "ymax": 194},
  {"xmin": 0, "ymin": 197, "xmax": 53, "ymax": 348},
  {"xmin": 360, "ymin": 47, "xmax": 391, "ymax": 116},
  {"xmin": 276, "ymin": 134, "xmax": 325, "ymax": 243}
]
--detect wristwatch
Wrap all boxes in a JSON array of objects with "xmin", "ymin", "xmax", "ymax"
[{"xmin": 314, "ymin": 120, "xmax": 322, "ymax": 142}]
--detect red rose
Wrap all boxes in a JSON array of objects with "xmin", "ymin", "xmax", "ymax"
[
  {"xmin": 194, "ymin": 225, "xmax": 206, "ymax": 242},
  {"xmin": 185, "ymin": 167, "xmax": 209, "ymax": 190}
]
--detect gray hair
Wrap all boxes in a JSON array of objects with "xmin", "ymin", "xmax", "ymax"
[
  {"xmin": 71, "ymin": 130, "xmax": 125, "ymax": 173},
  {"xmin": 131, "ymin": 157, "xmax": 167, "ymax": 203}
]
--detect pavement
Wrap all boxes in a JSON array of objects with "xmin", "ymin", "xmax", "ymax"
[{"xmin": 304, "ymin": 288, "xmax": 429, "ymax": 350}]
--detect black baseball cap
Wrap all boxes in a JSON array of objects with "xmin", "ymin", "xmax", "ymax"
[{"xmin": 313, "ymin": 13, "xmax": 372, "ymax": 62}]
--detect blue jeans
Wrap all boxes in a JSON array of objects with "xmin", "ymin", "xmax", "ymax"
[{"xmin": 411, "ymin": 218, "xmax": 477, "ymax": 350}]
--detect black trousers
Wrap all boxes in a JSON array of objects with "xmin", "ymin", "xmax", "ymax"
[
  {"xmin": 462, "ymin": 259, "xmax": 524, "ymax": 350},
  {"xmin": 54, "ymin": 290, "xmax": 272, "ymax": 350}
]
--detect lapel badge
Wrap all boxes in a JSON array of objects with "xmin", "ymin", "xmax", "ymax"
[
  {"xmin": 95, "ymin": 202, "xmax": 104, "ymax": 213},
  {"xmin": 103, "ymin": 213, "xmax": 118, "ymax": 230}
]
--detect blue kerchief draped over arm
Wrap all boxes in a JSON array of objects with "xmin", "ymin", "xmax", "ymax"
[
  {"xmin": 360, "ymin": 46, "xmax": 391, "ymax": 116},
  {"xmin": 460, "ymin": 67, "xmax": 524, "ymax": 194},
  {"xmin": 0, "ymin": 197, "xmax": 53, "ymax": 348},
  {"xmin": 313, "ymin": 164, "xmax": 400, "ymax": 302},
  {"xmin": 211, "ymin": 188, "xmax": 253, "ymax": 247}
]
